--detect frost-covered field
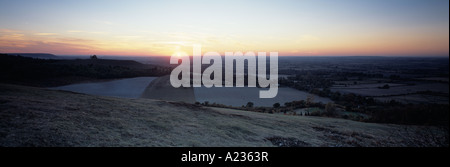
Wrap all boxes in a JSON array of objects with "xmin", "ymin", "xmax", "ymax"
[{"xmin": 51, "ymin": 77, "xmax": 157, "ymax": 98}]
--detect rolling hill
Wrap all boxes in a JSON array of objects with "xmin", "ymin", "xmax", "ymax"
[{"xmin": 0, "ymin": 54, "xmax": 171, "ymax": 87}]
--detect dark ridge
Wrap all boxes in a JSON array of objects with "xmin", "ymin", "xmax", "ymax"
[
  {"xmin": 5, "ymin": 53, "xmax": 58, "ymax": 59},
  {"xmin": 0, "ymin": 54, "xmax": 172, "ymax": 87}
]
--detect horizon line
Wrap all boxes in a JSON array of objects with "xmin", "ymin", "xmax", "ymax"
[{"xmin": 3, "ymin": 52, "xmax": 449, "ymax": 58}]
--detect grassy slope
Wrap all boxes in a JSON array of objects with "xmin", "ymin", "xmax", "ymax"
[{"xmin": 0, "ymin": 83, "xmax": 447, "ymax": 147}]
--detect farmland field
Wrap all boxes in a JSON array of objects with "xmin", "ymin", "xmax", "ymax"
[
  {"xmin": 194, "ymin": 87, "xmax": 332, "ymax": 107},
  {"xmin": 330, "ymin": 81, "xmax": 449, "ymax": 104}
]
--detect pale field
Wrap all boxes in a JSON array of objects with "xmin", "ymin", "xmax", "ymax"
[
  {"xmin": 48, "ymin": 75, "xmax": 329, "ymax": 107},
  {"xmin": 51, "ymin": 77, "xmax": 156, "ymax": 98},
  {"xmin": 194, "ymin": 87, "xmax": 332, "ymax": 107}
]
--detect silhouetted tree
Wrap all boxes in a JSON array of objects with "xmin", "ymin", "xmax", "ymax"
[
  {"xmin": 273, "ymin": 103, "xmax": 280, "ymax": 108},
  {"xmin": 306, "ymin": 95, "xmax": 315, "ymax": 106},
  {"xmin": 379, "ymin": 84, "xmax": 390, "ymax": 89},
  {"xmin": 246, "ymin": 102, "xmax": 254, "ymax": 108},
  {"xmin": 284, "ymin": 102, "xmax": 292, "ymax": 107},
  {"xmin": 325, "ymin": 102, "xmax": 336, "ymax": 116}
]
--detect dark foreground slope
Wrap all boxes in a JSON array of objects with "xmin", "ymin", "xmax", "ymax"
[{"xmin": 0, "ymin": 84, "xmax": 448, "ymax": 147}]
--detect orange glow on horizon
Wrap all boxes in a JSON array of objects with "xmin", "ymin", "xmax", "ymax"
[{"xmin": 0, "ymin": 28, "xmax": 448, "ymax": 57}]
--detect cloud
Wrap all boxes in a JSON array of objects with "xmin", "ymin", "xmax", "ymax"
[
  {"xmin": 67, "ymin": 30, "xmax": 84, "ymax": 33},
  {"xmin": 0, "ymin": 29, "xmax": 20, "ymax": 33},
  {"xmin": 114, "ymin": 35, "xmax": 143, "ymax": 40},
  {"xmin": 152, "ymin": 41, "xmax": 189, "ymax": 46},
  {"xmin": 102, "ymin": 21, "xmax": 113, "ymax": 25},
  {"xmin": 57, "ymin": 37, "xmax": 95, "ymax": 43},
  {"xmin": 0, "ymin": 31, "xmax": 28, "ymax": 48},
  {"xmin": 0, "ymin": 29, "xmax": 100, "ymax": 54},
  {"xmin": 89, "ymin": 31, "xmax": 108, "ymax": 34},
  {"xmin": 34, "ymin": 33, "xmax": 58, "ymax": 36},
  {"xmin": 94, "ymin": 20, "xmax": 114, "ymax": 25},
  {"xmin": 66, "ymin": 30, "xmax": 109, "ymax": 35},
  {"xmin": 299, "ymin": 35, "xmax": 320, "ymax": 41}
]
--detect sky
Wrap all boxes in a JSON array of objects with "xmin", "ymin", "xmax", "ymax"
[{"xmin": 0, "ymin": 0, "xmax": 448, "ymax": 56}]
